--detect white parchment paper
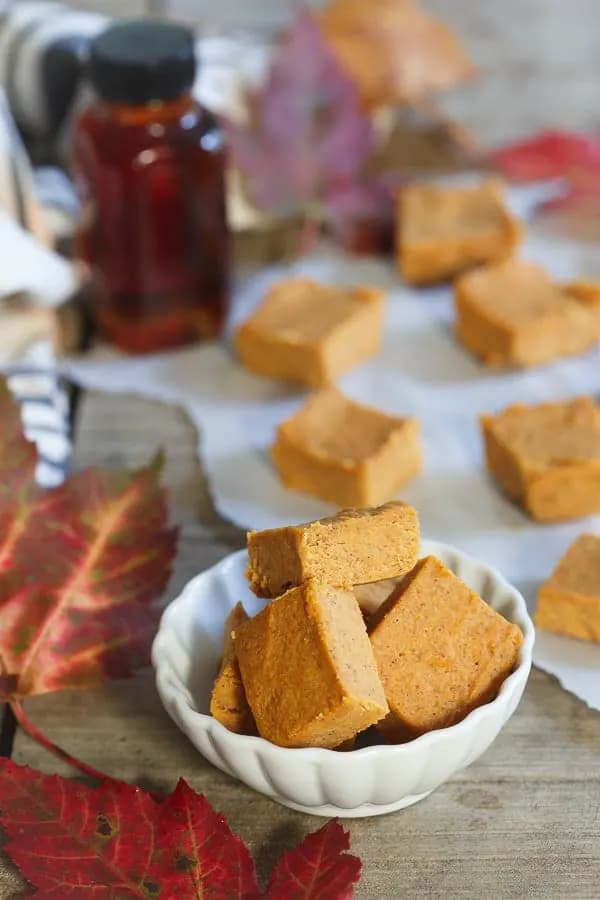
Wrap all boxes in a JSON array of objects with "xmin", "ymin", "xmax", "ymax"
[{"xmin": 61, "ymin": 203, "xmax": 600, "ymax": 712}]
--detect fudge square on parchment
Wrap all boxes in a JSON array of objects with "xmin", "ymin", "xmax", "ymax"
[
  {"xmin": 271, "ymin": 387, "xmax": 421, "ymax": 508},
  {"xmin": 481, "ymin": 396, "xmax": 600, "ymax": 522},
  {"xmin": 454, "ymin": 259, "xmax": 599, "ymax": 368},
  {"xmin": 397, "ymin": 178, "xmax": 521, "ymax": 285},
  {"xmin": 536, "ymin": 534, "xmax": 600, "ymax": 643},
  {"xmin": 235, "ymin": 278, "xmax": 385, "ymax": 387}
]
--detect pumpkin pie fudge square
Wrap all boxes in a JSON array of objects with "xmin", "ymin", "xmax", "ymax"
[
  {"xmin": 536, "ymin": 534, "xmax": 600, "ymax": 643},
  {"xmin": 481, "ymin": 396, "xmax": 600, "ymax": 522},
  {"xmin": 210, "ymin": 603, "xmax": 256, "ymax": 734},
  {"xmin": 398, "ymin": 179, "xmax": 521, "ymax": 285},
  {"xmin": 233, "ymin": 581, "xmax": 388, "ymax": 748},
  {"xmin": 271, "ymin": 387, "xmax": 421, "ymax": 507},
  {"xmin": 247, "ymin": 500, "xmax": 420, "ymax": 598},
  {"xmin": 369, "ymin": 556, "xmax": 523, "ymax": 740},
  {"xmin": 454, "ymin": 259, "xmax": 599, "ymax": 367},
  {"xmin": 565, "ymin": 280, "xmax": 600, "ymax": 336},
  {"xmin": 235, "ymin": 278, "xmax": 385, "ymax": 387}
]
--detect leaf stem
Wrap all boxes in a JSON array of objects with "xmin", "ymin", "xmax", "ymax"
[{"xmin": 10, "ymin": 701, "xmax": 109, "ymax": 783}]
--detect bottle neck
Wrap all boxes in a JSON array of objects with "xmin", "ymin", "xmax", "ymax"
[{"xmin": 97, "ymin": 92, "xmax": 195, "ymax": 126}]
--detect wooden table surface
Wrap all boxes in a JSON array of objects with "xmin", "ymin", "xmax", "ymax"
[{"xmin": 3, "ymin": 1, "xmax": 600, "ymax": 897}]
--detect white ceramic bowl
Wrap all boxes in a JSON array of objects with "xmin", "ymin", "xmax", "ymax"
[{"xmin": 152, "ymin": 541, "xmax": 534, "ymax": 817}]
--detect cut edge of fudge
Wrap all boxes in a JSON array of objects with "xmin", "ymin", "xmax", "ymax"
[
  {"xmin": 368, "ymin": 555, "xmax": 523, "ymax": 740},
  {"xmin": 246, "ymin": 501, "xmax": 420, "ymax": 598},
  {"xmin": 209, "ymin": 602, "xmax": 256, "ymax": 735},
  {"xmin": 233, "ymin": 581, "xmax": 388, "ymax": 748}
]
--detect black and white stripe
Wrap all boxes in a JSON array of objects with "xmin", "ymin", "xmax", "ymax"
[
  {"xmin": 0, "ymin": 2, "xmax": 106, "ymax": 145},
  {"xmin": 6, "ymin": 364, "xmax": 71, "ymax": 487}
]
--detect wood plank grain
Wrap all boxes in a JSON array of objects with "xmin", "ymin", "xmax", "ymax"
[{"xmin": 8, "ymin": 392, "xmax": 600, "ymax": 898}]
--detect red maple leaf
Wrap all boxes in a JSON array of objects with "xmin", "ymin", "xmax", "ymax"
[
  {"xmin": 492, "ymin": 129, "xmax": 600, "ymax": 212},
  {"xmin": 0, "ymin": 760, "xmax": 362, "ymax": 899},
  {"xmin": 0, "ymin": 378, "xmax": 176, "ymax": 703},
  {"xmin": 222, "ymin": 6, "xmax": 388, "ymax": 240},
  {"xmin": 0, "ymin": 377, "xmax": 176, "ymax": 781},
  {"xmin": 0, "ymin": 760, "xmax": 260, "ymax": 898},
  {"xmin": 265, "ymin": 820, "xmax": 362, "ymax": 900}
]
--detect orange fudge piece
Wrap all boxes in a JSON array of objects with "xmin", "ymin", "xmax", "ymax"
[
  {"xmin": 320, "ymin": 0, "xmax": 474, "ymax": 112},
  {"xmin": 235, "ymin": 279, "xmax": 384, "ymax": 387},
  {"xmin": 536, "ymin": 534, "xmax": 600, "ymax": 643},
  {"xmin": 233, "ymin": 581, "xmax": 388, "ymax": 748},
  {"xmin": 210, "ymin": 603, "xmax": 256, "ymax": 734},
  {"xmin": 481, "ymin": 397, "xmax": 600, "ymax": 522},
  {"xmin": 565, "ymin": 280, "xmax": 600, "ymax": 335},
  {"xmin": 353, "ymin": 577, "xmax": 401, "ymax": 618},
  {"xmin": 271, "ymin": 388, "xmax": 421, "ymax": 507},
  {"xmin": 369, "ymin": 556, "xmax": 523, "ymax": 740},
  {"xmin": 398, "ymin": 179, "xmax": 520, "ymax": 285},
  {"xmin": 455, "ymin": 259, "xmax": 599, "ymax": 367},
  {"xmin": 247, "ymin": 501, "xmax": 420, "ymax": 598}
]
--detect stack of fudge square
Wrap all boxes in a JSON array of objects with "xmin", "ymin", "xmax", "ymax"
[{"xmin": 210, "ymin": 502, "xmax": 523, "ymax": 750}]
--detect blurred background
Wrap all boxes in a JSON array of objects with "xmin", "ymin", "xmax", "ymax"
[
  {"xmin": 64, "ymin": 0, "xmax": 600, "ymax": 143},
  {"xmin": 0, "ymin": 0, "xmax": 598, "ymax": 370}
]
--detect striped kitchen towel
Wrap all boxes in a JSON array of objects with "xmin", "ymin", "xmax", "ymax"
[
  {"xmin": 6, "ymin": 363, "xmax": 71, "ymax": 487},
  {"xmin": 0, "ymin": 2, "xmax": 270, "ymax": 163},
  {"xmin": 0, "ymin": 1, "xmax": 107, "ymax": 152},
  {"xmin": 0, "ymin": 75, "xmax": 74, "ymax": 486}
]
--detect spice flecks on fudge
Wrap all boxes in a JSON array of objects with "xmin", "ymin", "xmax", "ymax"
[
  {"xmin": 246, "ymin": 500, "xmax": 420, "ymax": 598},
  {"xmin": 369, "ymin": 556, "xmax": 523, "ymax": 739},
  {"xmin": 234, "ymin": 581, "xmax": 388, "ymax": 748}
]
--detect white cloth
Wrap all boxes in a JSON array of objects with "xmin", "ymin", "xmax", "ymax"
[
  {"xmin": 60, "ymin": 190, "xmax": 600, "ymax": 712},
  {"xmin": 0, "ymin": 89, "xmax": 74, "ymax": 484},
  {"xmin": 0, "ymin": 208, "xmax": 76, "ymax": 307}
]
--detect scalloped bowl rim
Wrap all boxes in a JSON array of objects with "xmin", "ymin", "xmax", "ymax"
[{"xmin": 152, "ymin": 540, "xmax": 534, "ymax": 766}]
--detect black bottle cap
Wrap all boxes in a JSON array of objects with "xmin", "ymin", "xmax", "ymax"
[{"xmin": 89, "ymin": 20, "xmax": 196, "ymax": 105}]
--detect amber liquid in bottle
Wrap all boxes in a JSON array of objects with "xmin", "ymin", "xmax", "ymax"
[{"xmin": 73, "ymin": 94, "xmax": 228, "ymax": 353}]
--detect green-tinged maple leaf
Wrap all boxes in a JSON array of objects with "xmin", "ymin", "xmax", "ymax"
[
  {"xmin": 0, "ymin": 377, "xmax": 177, "ymax": 701},
  {"xmin": 0, "ymin": 761, "xmax": 362, "ymax": 899},
  {"xmin": 222, "ymin": 6, "xmax": 390, "ymax": 239}
]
